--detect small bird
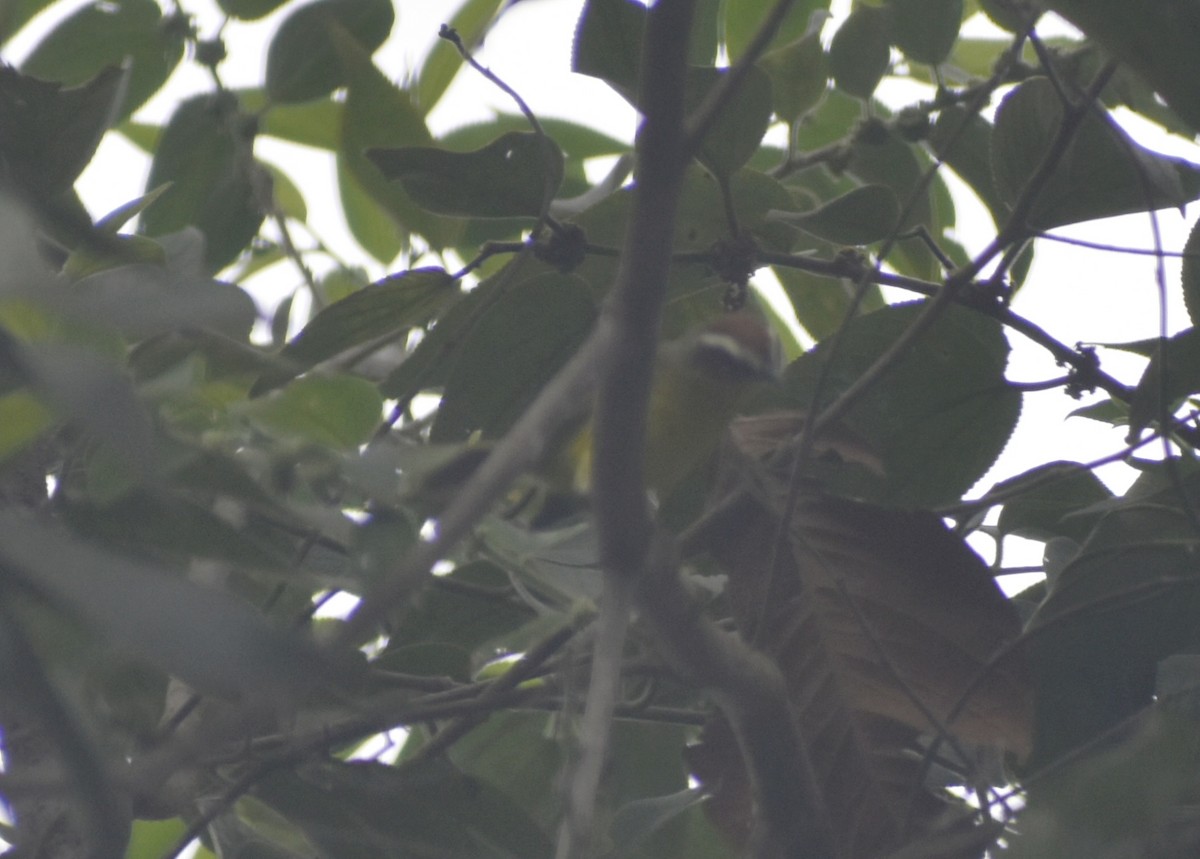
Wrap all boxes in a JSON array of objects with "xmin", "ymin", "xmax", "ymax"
[{"xmin": 558, "ymin": 311, "xmax": 782, "ymax": 499}]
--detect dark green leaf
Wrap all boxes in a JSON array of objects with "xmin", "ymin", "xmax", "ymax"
[
  {"xmin": 1045, "ymin": 0, "xmax": 1200, "ymax": 135},
  {"xmin": 432, "ymin": 273, "xmax": 596, "ymax": 442},
  {"xmin": 0, "ymin": 64, "xmax": 126, "ymax": 198},
  {"xmin": 20, "ymin": 0, "xmax": 184, "ymax": 121},
  {"xmin": 1183, "ymin": 217, "xmax": 1200, "ymax": 327},
  {"xmin": 994, "ymin": 461, "xmax": 1113, "ymax": 543},
  {"xmin": 571, "ymin": 0, "xmax": 647, "ymax": 100},
  {"xmin": 242, "ymin": 375, "xmax": 383, "ymax": 449},
  {"xmin": 1026, "ymin": 505, "xmax": 1200, "ymax": 768},
  {"xmin": 1128, "ymin": 327, "xmax": 1200, "ymax": 440},
  {"xmin": 140, "ymin": 93, "xmax": 263, "ymax": 272},
  {"xmin": 992, "ymin": 77, "xmax": 1200, "ymax": 230},
  {"xmin": 0, "ymin": 514, "xmax": 321, "ymax": 701},
  {"xmin": 829, "ymin": 4, "xmax": 892, "ymax": 99},
  {"xmin": 254, "ymin": 758, "xmax": 553, "ymax": 859},
  {"xmin": 369, "ymin": 131, "xmax": 565, "ymax": 219},
  {"xmin": 779, "ymin": 183, "xmax": 900, "ymax": 244},
  {"xmin": 783, "ymin": 301, "xmax": 1022, "ymax": 507},
  {"xmin": 253, "ymin": 268, "xmax": 457, "ymax": 394},
  {"xmin": 218, "ymin": 0, "xmax": 288, "ymax": 19},
  {"xmin": 265, "ymin": 0, "xmax": 394, "ymax": 104},
  {"xmin": 887, "ymin": 0, "xmax": 963, "ymax": 65},
  {"xmin": 0, "ymin": 0, "xmax": 59, "ymax": 44},
  {"xmin": 930, "ymin": 105, "xmax": 1007, "ymax": 226}
]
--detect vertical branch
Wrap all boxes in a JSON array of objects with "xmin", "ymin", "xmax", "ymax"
[{"xmin": 557, "ymin": 2, "xmax": 697, "ymax": 856}]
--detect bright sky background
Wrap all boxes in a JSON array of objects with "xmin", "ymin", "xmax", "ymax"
[{"xmin": 7, "ymin": 0, "xmax": 1200, "ymax": 568}]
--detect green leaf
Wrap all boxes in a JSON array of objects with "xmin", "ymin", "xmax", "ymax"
[
  {"xmin": 0, "ymin": 64, "xmax": 126, "ymax": 198},
  {"xmin": 242, "ymin": 375, "xmax": 383, "ymax": 449},
  {"xmin": 335, "ymin": 28, "xmax": 460, "ymax": 251},
  {"xmin": 20, "ymin": 0, "xmax": 184, "ymax": 121},
  {"xmin": 0, "ymin": 514, "xmax": 321, "ymax": 702},
  {"xmin": 1183, "ymin": 217, "xmax": 1200, "ymax": 327},
  {"xmin": 432, "ymin": 273, "xmax": 596, "ymax": 442},
  {"xmin": 777, "ymin": 183, "xmax": 900, "ymax": 244},
  {"xmin": 369, "ymin": 131, "xmax": 565, "ymax": 219},
  {"xmin": 1026, "ymin": 505, "xmax": 1200, "ymax": 768},
  {"xmin": 829, "ymin": 4, "xmax": 892, "ymax": 99},
  {"xmin": 1128, "ymin": 327, "xmax": 1200, "ymax": 440},
  {"xmin": 0, "ymin": 391, "xmax": 54, "ymax": 464},
  {"xmin": 238, "ymin": 89, "xmax": 342, "ymax": 150},
  {"xmin": 0, "ymin": 0, "xmax": 59, "ymax": 44},
  {"xmin": 689, "ymin": 65, "xmax": 774, "ymax": 178},
  {"xmin": 415, "ymin": 0, "xmax": 506, "ymax": 113},
  {"xmin": 218, "ymin": 0, "xmax": 288, "ymax": 20},
  {"xmin": 571, "ymin": 0, "xmax": 647, "ymax": 100},
  {"xmin": 140, "ymin": 93, "xmax": 264, "ymax": 272},
  {"xmin": 929, "ymin": 105, "xmax": 1006, "ymax": 226},
  {"xmin": 994, "ymin": 461, "xmax": 1113, "ymax": 543},
  {"xmin": 1045, "ymin": 0, "xmax": 1200, "ymax": 135},
  {"xmin": 725, "ymin": 0, "xmax": 827, "ymax": 61},
  {"xmin": 783, "ymin": 301, "xmax": 1022, "ymax": 507},
  {"xmin": 253, "ymin": 268, "xmax": 457, "ymax": 394},
  {"xmin": 761, "ymin": 32, "xmax": 829, "ymax": 123},
  {"xmin": 993, "ymin": 77, "xmax": 1200, "ymax": 230},
  {"xmin": 253, "ymin": 758, "xmax": 553, "ymax": 859},
  {"xmin": 775, "ymin": 259, "xmax": 886, "ymax": 342},
  {"xmin": 265, "ymin": 0, "xmax": 394, "ymax": 104},
  {"xmin": 887, "ymin": 0, "xmax": 963, "ymax": 65}
]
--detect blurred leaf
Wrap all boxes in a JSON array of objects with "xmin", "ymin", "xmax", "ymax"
[
  {"xmin": 761, "ymin": 32, "xmax": 828, "ymax": 123},
  {"xmin": 571, "ymin": 0, "xmax": 648, "ymax": 100},
  {"xmin": 0, "ymin": 64, "xmax": 126, "ymax": 199},
  {"xmin": 20, "ymin": 0, "xmax": 184, "ymax": 121},
  {"xmin": 415, "ymin": 0, "xmax": 505, "ymax": 113},
  {"xmin": 335, "ymin": 27, "xmax": 460, "ymax": 252},
  {"xmin": 140, "ymin": 92, "xmax": 264, "ymax": 272},
  {"xmin": 71, "ymin": 262, "xmax": 257, "ymax": 341},
  {"xmin": 369, "ymin": 131, "xmax": 565, "ymax": 219},
  {"xmin": 0, "ymin": 390, "xmax": 53, "ymax": 464},
  {"xmin": 432, "ymin": 273, "xmax": 595, "ymax": 442},
  {"xmin": 0, "ymin": 513, "xmax": 321, "ymax": 701},
  {"xmin": 265, "ymin": 0, "xmax": 394, "ymax": 104},
  {"xmin": 725, "ymin": 0, "xmax": 826, "ymax": 61},
  {"xmin": 1045, "ymin": 0, "xmax": 1200, "ymax": 135},
  {"xmin": 1011, "ymin": 711, "xmax": 1200, "ymax": 859},
  {"xmin": 993, "ymin": 77, "xmax": 1200, "ymax": 230},
  {"xmin": 218, "ymin": 0, "xmax": 288, "ymax": 19},
  {"xmin": 887, "ymin": 0, "xmax": 963, "ymax": 65},
  {"xmin": 125, "ymin": 818, "xmax": 191, "ymax": 859},
  {"xmin": 242, "ymin": 375, "xmax": 383, "ymax": 449},
  {"xmin": 253, "ymin": 758, "xmax": 552, "ymax": 859},
  {"xmin": 829, "ymin": 4, "xmax": 892, "ymax": 99},
  {"xmin": 774, "ymin": 183, "xmax": 900, "ymax": 244},
  {"xmin": 0, "ymin": 0, "xmax": 58, "ymax": 44},
  {"xmin": 253, "ymin": 268, "xmax": 456, "ymax": 394},
  {"xmin": 783, "ymin": 301, "xmax": 1021, "ymax": 507},
  {"xmin": 689, "ymin": 65, "xmax": 774, "ymax": 179}
]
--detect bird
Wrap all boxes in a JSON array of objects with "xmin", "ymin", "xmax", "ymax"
[{"xmin": 555, "ymin": 311, "xmax": 782, "ymax": 499}]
